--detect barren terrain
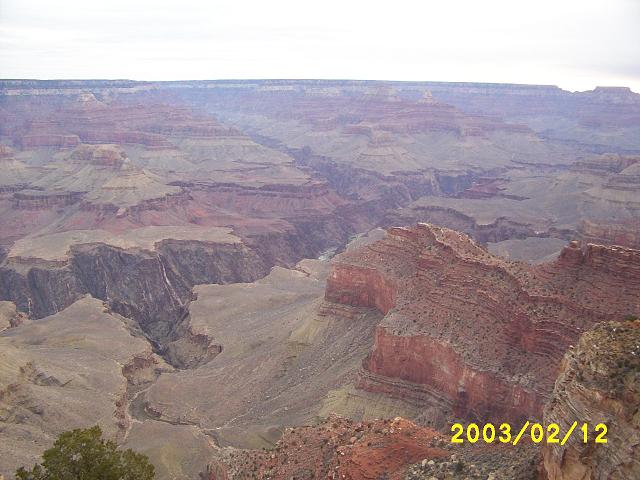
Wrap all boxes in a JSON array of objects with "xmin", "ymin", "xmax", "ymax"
[{"xmin": 1, "ymin": 79, "xmax": 639, "ymax": 479}]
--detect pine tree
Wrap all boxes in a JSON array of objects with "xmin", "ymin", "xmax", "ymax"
[{"xmin": 15, "ymin": 426, "xmax": 154, "ymax": 480}]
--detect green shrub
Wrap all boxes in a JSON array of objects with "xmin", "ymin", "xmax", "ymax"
[{"xmin": 15, "ymin": 426, "xmax": 154, "ymax": 480}]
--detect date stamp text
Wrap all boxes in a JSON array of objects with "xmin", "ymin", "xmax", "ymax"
[{"xmin": 450, "ymin": 422, "xmax": 608, "ymax": 445}]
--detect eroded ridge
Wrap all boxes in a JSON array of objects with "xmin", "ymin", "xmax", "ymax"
[{"xmin": 325, "ymin": 223, "xmax": 640, "ymax": 422}]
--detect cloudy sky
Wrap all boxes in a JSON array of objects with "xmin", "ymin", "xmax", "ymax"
[{"xmin": 1, "ymin": 0, "xmax": 638, "ymax": 92}]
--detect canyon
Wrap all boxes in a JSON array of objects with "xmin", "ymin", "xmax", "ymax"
[
  {"xmin": 0, "ymin": 79, "xmax": 639, "ymax": 479},
  {"xmin": 327, "ymin": 225, "xmax": 639, "ymax": 423}
]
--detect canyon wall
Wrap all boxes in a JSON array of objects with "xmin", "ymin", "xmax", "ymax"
[
  {"xmin": 579, "ymin": 219, "xmax": 640, "ymax": 250},
  {"xmin": 543, "ymin": 320, "xmax": 640, "ymax": 480},
  {"xmin": 324, "ymin": 224, "xmax": 640, "ymax": 423},
  {"xmin": 325, "ymin": 264, "xmax": 395, "ymax": 315},
  {"xmin": 0, "ymin": 240, "xmax": 268, "ymax": 366}
]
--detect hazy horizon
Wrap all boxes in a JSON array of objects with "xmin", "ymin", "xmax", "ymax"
[
  {"xmin": 1, "ymin": 0, "xmax": 639, "ymax": 93},
  {"xmin": 1, "ymin": 77, "xmax": 638, "ymax": 95}
]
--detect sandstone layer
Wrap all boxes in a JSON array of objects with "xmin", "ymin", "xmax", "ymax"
[
  {"xmin": 208, "ymin": 415, "xmax": 447, "ymax": 480},
  {"xmin": 1, "ymin": 79, "xmax": 639, "ymax": 478},
  {"xmin": 2, "ymin": 79, "xmax": 640, "ymax": 265},
  {"xmin": 325, "ymin": 224, "xmax": 640, "ymax": 423},
  {"xmin": 543, "ymin": 320, "xmax": 640, "ymax": 480}
]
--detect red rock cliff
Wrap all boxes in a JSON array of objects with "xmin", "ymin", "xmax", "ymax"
[
  {"xmin": 325, "ymin": 264, "xmax": 395, "ymax": 314},
  {"xmin": 325, "ymin": 224, "xmax": 640, "ymax": 423}
]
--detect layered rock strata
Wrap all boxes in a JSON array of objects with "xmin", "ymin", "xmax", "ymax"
[
  {"xmin": 325, "ymin": 224, "xmax": 640, "ymax": 423},
  {"xmin": 209, "ymin": 415, "xmax": 447, "ymax": 479},
  {"xmin": 578, "ymin": 219, "xmax": 640, "ymax": 250},
  {"xmin": 0, "ymin": 296, "xmax": 163, "ymax": 475},
  {"xmin": 543, "ymin": 320, "xmax": 640, "ymax": 480},
  {"xmin": 0, "ymin": 234, "xmax": 268, "ymax": 366}
]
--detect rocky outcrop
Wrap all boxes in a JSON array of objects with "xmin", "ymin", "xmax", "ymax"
[
  {"xmin": 578, "ymin": 219, "xmax": 640, "ymax": 249},
  {"xmin": 203, "ymin": 82, "xmax": 532, "ymax": 137},
  {"xmin": 210, "ymin": 415, "xmax": 447, "ymax": 479},
  {"xmin": 325, "ymin": 224, "xmax": 640, "ymax": 424},
  {"xmin": 325, "ymin": 263, "xmax": 395, "ymax": 314},
  {"xmin": 543, "ymin": 320, "xmax": 640, "ymax": 480},
  {"xmin": 210, "ymin": 413, "xmax": 540, "ymax": 479},
  {"xmin": 0, "ymin": 240, "xmax": 268, "ymax": 364},
  {"xmin": 162, "ymin": 327, "xmax": 222, "ymax": 369},
  {"xmin": 0, "ymin": 301, "xmax": 27, "ymax": 331},
  {"xmin": 1, "ymin": 79, "xmax": 638, "ymax": 478},
  {"xmin": 423, "ymin": 83, "xmax": 640, "ymax": 134},
  {"xmin": 359, "ymin": 329, "xmax": 542, "ymax": 421},
  {"xmin": 18, "ymin": 133, "xmax": 80, "ymax": 149},
  {"xmin": 0, "ymin": 296, "xmax": 155, "ymax": 475},
  {"xmin": 75, "ymin": 130, "xmax": 172, "ymax": 148},
  {"xmin": 557, "ymin": 239, "xmax": 640, "ymax": 277},
  {"xmin": 121, "ymin": 352, "xmax": 166, "ymax": 386},
  {"xmin": 387, "ymin": 204, "xmax": 544, "ymax": 245},
  {"xmin": 79, "ymin": 189, "xmax": 190, "ymax": 214},
  {"xmin": 583, "ymin": 161, "xmax": 640, "ymax": 214},
  {"xmin": 0, "ymin": 212, "xmax": 359, "ymax": 368},
  {"xmin": 181, "ymin": 180, "xmax": 345, "ymax": 220},
  {"xmin": 12, "ymin": 190, "xmax": 83, "ymax": 209},
  {"xmin": 68, "ymin": 143, "xmax": 127, "ymax": 168},
  {"xmin": 571, "ymin": 154, "xmax": 639, "ymax": 175}
]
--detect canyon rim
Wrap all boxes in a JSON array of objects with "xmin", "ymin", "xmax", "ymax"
[{"xmin": 0, "ymin": 78, "xmax": 638, "ymax": 479}]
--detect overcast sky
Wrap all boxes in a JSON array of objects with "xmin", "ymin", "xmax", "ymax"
[{"xmin": 1, "ymin": 0, "xmax": 638, "ymax": 92}]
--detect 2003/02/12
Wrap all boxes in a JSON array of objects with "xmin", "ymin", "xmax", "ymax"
[{"xmin": 451, "ymin": 422, "xmax": 608, "ymax": 445}]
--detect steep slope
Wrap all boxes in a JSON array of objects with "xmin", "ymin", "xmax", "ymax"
[
  {"xmin": 0, "ymin": 297, "xmax": 168, "ymax": 475},
  {"xmin": 141, "ymin": 259, "xmax": 385, "ymax": 449},
  {"xmin": 207, "ymin": 416, "xmax": 447, "ymax": 480},
  {"xmin": 2, "ymin": 79, "xmax": 640, "ymax": 265},
  {"xmin": 543, "ymin": 319, "xmax": 640, "ymax": 480},
  {"xmin": 325, "ymin": 224, "xmax": 640, "ymax": 423},
  {"xmin": 0, "ymin": 227, "xmax": 268, "ymax": 367},
  {"xmin": 1, "ymin": 79, "xmax": 639, "ymax": 478}
]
